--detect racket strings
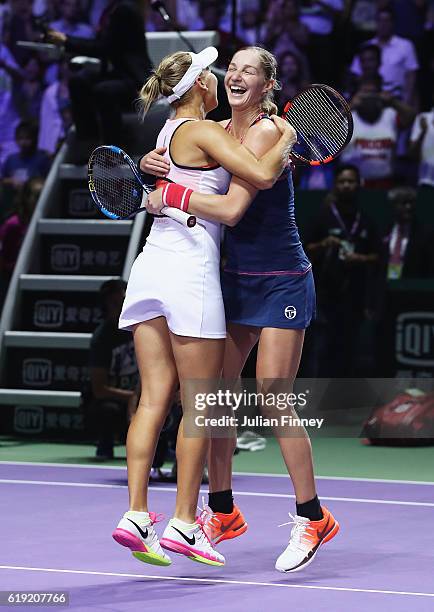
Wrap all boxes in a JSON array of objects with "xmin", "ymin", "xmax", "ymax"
[
  {"xmin": 287, "ymin": 98, "xmax": 346, "ymax": 158},
  {"xmin": 286, "ymin": 87, "xmax": 351, "ymax": 161},
  {"xmin": 286, "ymin": 105, "xmax": 341, "ymax": 160},
  {"xmin": 305, "ymin": 90, "xmax": 349, "ymax": 145},
  {"xmin": 303, "ymin": 88, "xmax": 349, "ymax": 137},
  {"xmin": 308, "ymin": 89, "xmax": 349, "ymax": 147},
  {"xmin": 315, "ymin": 88, "xmax": 349, "ymax": 135},
  {"xmin": 286, "ymin": 109, "xmax": 337, "ymax": 161},
  {"xmin": 91, "ymin": 149, "xmax": 143, "ymax": 218}
]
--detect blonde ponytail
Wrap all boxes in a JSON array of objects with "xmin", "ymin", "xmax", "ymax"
[
  {"xmin": 262, "ymin": 98, "xmax": 278, "ymax": 116},
  {"xmin": 138, "ymin": 51, "xmax": 195, "ymax": 118},
  {"xmin": 139, "ymin": 74, "xmax": 161, "ymax": 116}
]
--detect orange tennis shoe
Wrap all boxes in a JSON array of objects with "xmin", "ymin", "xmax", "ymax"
[
  {"xmin": 275, "ymin": 506, "xmax": 339, "ymax": 573},
  {"xmin": 203, "ymin": 504, "xmax": 248, "ymax": 545}
]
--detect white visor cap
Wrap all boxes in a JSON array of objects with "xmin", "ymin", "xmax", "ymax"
[{"xmin": 166, "ymin": 46, "xmax": 218, "ymax": 104}]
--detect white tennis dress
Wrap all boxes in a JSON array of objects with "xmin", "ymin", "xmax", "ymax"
[{"xmin": 119, "ymin": 118, "xmax": 231, "ymax": 338}]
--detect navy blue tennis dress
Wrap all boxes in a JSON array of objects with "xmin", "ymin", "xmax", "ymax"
[{"xmin": 222, "ymin": 119, "xmax": 315, "ymax": 329}]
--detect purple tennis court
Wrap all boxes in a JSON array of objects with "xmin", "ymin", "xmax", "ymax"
[{"xmin": 1, "ymin": 462, "xmax": 433, "ymax": 611}]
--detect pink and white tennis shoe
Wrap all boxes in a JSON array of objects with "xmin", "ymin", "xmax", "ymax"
[
  {"xmin": 160, "ymin": 506, "xmax": 225, "ymax": 567},
  {"xmin": 112, "ymin": 511, "xmax": 171, "ymax": 566}
]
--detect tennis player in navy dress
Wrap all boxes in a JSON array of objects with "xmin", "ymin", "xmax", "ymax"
[{"xmin": 223, "ymin": 160, "xmax": 315, "ymax": 330}]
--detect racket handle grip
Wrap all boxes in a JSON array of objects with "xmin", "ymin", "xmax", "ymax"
[{"xmin": 161, "ymin": 206, "xmax": 196, "ymax": 228}]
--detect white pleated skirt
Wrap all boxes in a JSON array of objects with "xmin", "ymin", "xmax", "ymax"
[{"xmin": 119, "ymin": 217, "xmax": 226, "ymax": 339}]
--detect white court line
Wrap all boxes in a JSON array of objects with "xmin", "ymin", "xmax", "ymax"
[
  {"xmin": 1, "ymin": 461, "xmax": 434, "ymax": 486},
  {"xmin": 0, "ymin": 565, "xmax": 433, "ymax": 599},
  {"xmin": 1, "ymin": 479, "xmax": 433, "ymax": 508},
  {"xmin": 0, "ymin": 460, "xmax": 126, "ymax": 470},
  {"xmin": 234, "ymin": 471, "xmax": 434, "ymax": 487}
]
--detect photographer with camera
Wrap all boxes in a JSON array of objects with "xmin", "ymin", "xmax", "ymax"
[{"xmin": 340, "ymin": 75, "xmax": 415, "ymax": 189}]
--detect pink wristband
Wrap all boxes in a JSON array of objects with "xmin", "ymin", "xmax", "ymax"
[{"xmin": 161, "ymin": 183, "xmax": 193, "ymax": 213}]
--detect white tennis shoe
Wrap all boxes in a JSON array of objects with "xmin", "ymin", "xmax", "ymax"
[
  {"xmin": 112, "ymin": 511, "xmax": 171, "ymax": 566},
  {"xmin": 160, "ymin": 509, "xmax": 225, "ymax": 567},
  {"xmin": 275, "ymin": 506, "xmax": 339, "ymax": 573}
]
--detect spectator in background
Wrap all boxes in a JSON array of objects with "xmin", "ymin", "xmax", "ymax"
[
  {"xmin": 0, "ymin": 0, "xmax": 10, "ymax": 38},
  {"xmin": 89, "ymin": 279, "xmax": 139, "ymax": 460},
  {"xmin": 350, "ymin": 7, "xmax": 419, "ymax": 104},
  {"xmin": 238, "ymin": 6, "xmax": 264, "ymax": 45},
  {"xmin": 305, "ymin": 164, "xmax": 380, "ymax": 377},
  {"xmin": 0, "ymin": 176, "xmax": 43, "ymax": 306},
  {"xmin": 12, "ymin": 54, "xmax": 45, "ymax": 120},
  {"xmin": 38, "ymin": 58, "xmax": 72, "ymax": 154},
  {"xmin": 340, "ymin": 76, "xmax": 415, "ymax": 189},
  {"xmin": 409, "ymin": 86, "xmax": 434, "ymax": 190},
  {"xmin": 380, "ymin": 186, "xmax": 434, "ymax": 281},
  {"xmin": 0, "ymin": 42, "xmax": 22, "ymax": 165},
  {"xmin": 263, "ymin": 0, "xmax": 310, "ymax": 60},
  {"xmin": 50, "ymin": 0, "xmax": 94, "ymax": 38},
  {"xmin": 46, "ymin": 0, "xmax": 152, "ymax": 151},
  {"xmin": 276, "ymin": 50, "xmax": 309, "ymax": 109},
  {"xmin": 1, "ymin": 120, "xmax": 51, "ymax": 190},
  {"xmin": 345, "ymin": 43, "xmax": 382, "ymax": 98},
  {"xmin": 299, "ymin": 0, "xmax": 344, "ymax": 83},
  {"xmin": 373, "ymin": 183, "xmax": 434, "ymax": 370},
  {"xmin": 373, "ymin": 185, "xmax": 434, "ymax": 334},
  {"xmin": 3, "ymin": 0, "xmax": 41, "ymax": 66}
]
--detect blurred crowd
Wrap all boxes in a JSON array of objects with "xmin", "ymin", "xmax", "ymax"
[{"xmin": 0, "ymin": 1, "xmax": 433, "ymax": 182}]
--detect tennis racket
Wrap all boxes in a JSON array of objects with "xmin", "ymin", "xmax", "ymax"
[
  {"xmin": 88, "ymin": 145, "xmax": 197, "ymax": 227},
  {"xmin": 283, "ymin": 84, "xmax": 353, "ymax": 166}
]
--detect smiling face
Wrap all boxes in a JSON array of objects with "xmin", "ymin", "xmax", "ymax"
[{"xmin": 224, "ymin": 49, "xmax": 273, "ymax": 111}]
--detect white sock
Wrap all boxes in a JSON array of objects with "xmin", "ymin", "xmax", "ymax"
[
  {"xmin": 124, "ymin": 510, "xmax": 150, "ymax": 525},
  {"xmin": 171, "ymin": 517, "xmax": 196, "ymax": 531}
]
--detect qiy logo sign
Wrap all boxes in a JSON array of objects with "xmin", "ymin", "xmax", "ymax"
[
  {"xmin": 34, "ymin": 300, "xmax": 64, "ymax": 328},
  {"xmin": 396, "ymin": 312, "xmax": 434, "ymax": 367},
  {"xmin": 51, "ymin": 244, "xmax": 80, "ymax": 272},
  {"xmin": 23, "ymin": 359, "xmax": 53, "ymax": 386},
  {"xmin": 14, "ymin": 406, "xmax": 44, "ymax": 434}
]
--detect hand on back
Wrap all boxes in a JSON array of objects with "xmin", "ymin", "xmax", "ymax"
[
  {"xmin": 140, "ymin": 147, "xmax": 170, "ymax": 177},
  {"xmin": 270, "ymin": 115, "xmax": 297, "ymax": 148}
]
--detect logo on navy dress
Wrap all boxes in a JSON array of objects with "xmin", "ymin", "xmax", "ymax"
[{"xmin": 284, "ymin": 306, "xmax": 297, "ymax": 320}]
